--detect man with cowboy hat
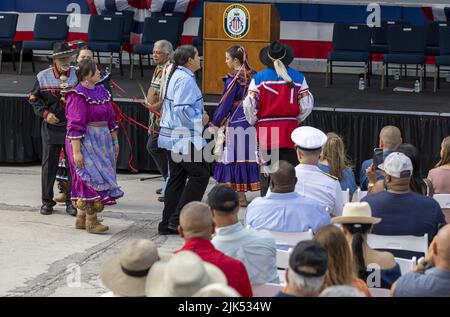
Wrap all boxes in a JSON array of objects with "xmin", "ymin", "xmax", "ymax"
[
  {"xmin": 29, "ymin": 42, "xmax": 78, "ymax": 216},
  {"xmin": 243, "ymin": 41, "xmax": 314, "ymax": 196}
]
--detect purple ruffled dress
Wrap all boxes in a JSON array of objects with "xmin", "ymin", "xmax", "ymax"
[
  {"xmin": 211, "ymin": 71, "xmax": 260, "ymax": 192},
  {"xmin": 65, "ymin": 83, "xmax": 123, "ymax": 206}
]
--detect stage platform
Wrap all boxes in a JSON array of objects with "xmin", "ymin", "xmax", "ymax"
[{"xmin": 1, "ymin": 61, "xmax": 450, "ymax": 181}]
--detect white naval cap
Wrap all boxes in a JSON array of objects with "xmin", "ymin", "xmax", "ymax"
[{"xmin": 291, "ymin": 126, "xmax": 327, "ymax": 151}]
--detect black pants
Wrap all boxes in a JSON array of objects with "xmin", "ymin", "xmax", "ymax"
[
  {"xmin": 146, "ymin": 131, "xmax": 168, "ymax": 179},
  {"xmin": 41, "ymin": 141, "xmax": 72, "ymax": 206},
  {"xmin": 259, "ymin": 147, "xmax": 299, "ymax": 197},
  {"xmin": 159, "ymin": 146, "xmax": 210, "ymax": 232}
]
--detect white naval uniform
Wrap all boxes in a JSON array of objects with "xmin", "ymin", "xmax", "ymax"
[{"xmin": 294, "ymin": 163, "xmax": 344, "ymax": 216}]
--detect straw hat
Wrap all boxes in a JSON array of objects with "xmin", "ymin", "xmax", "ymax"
[
  {"xmin": 331, "ymin": 202, "xmax": 381, "ymax": 225},
  {"xmin": 145, "ymin": 251, "xmax": 227, "ymax": 297},
  {"xmin": 100, "ymin": 239, "xmax": 160, "ymax": 297}
]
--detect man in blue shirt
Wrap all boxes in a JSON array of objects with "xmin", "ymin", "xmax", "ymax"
[
  {"xmin": 392, "ymin": 224, "xmax": 450, "ymax": 297},
  {"xmin": 360, "ymin": 126, "xmax": 402, "ymax": 190},
  {"xmin": 362, "ymin": 152, "xmax": 446, "ymax": 258},
  {"xmin": 157, "ymin": 45, "xmax": 210, "ymax": 235},
  {"xmin": 245, "ymin": 160, "xmax": 330, "ymax": 233}
]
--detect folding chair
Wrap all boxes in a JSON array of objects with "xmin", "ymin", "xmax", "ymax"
[
  {"xmin": 425, "ymin": 21, "xmax": 449, "ymax": 56},
  {"xmin": 368, "ymin": 233, "xmax": 429, "ymax": 257},
  {"xmin": 326, "ymin": 24, "xmax": 372, "ymax": 87},
  {"xmin": 131, "ymin": 16, "xmax": 183, "ymax": 78},
  {"xmin": 0, "ymin": 13, "xmax": 18, "ymax": 73},
  {"xmin": 19, "ymin": 14, "xmax": 69, "ymax": 74},
  {"xmin": 381, "ymin": 26, "xmax": 426, "ymax": 90},
  {"xmin": 342, "ymin": 188, "xmax": 350, "ymax": 204},
  {"xmin": 88, "ymin": 15, "xmax": 124, "ymax": 76},
  {"xmin": 101, "ymin": 10, "xmax": 134, "ymax": 66},
  {"xmin": 434, "ymin": 26, "xmax": 450, "ymax": 92},
  {"xmin": 395, "ymin": 257, "xmax": 417, "ymax": 275},
  {"xmin": 352, "ymin": 187, "xmax": 368, "ymax": 202},
  {"xmin": 369, "ymin": 288, "xmax": 390, "ymax": 297},
  {"xmin": 371, "ymin": 21, "xmax": 409, "ymax": 55},
  {"xmin": 432, "ymin": 193, "xmax": 450, "ymax": 223},
  {"xmin": 269, "ymin": 229, "xmax": 314, "ymax": 269}
]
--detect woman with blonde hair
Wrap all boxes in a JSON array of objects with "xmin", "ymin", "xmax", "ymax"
[
  {"xmin": 428, "ymin": 136, "xmax": 450, "ymax": 194},
  {"xmin": 319, "ymin": 132, "xmax": 357, "ymax": 197},
  {"xmin": 314, "ymin": 224, "xmax": 371, "ymax": 297}
]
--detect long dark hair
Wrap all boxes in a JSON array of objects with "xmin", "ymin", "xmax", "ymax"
[
  {"xmin": 164, "ymin": 45, "xmax": 197, "ymax": 96},
  {"xmin": 397, "ymin": 143, "xmax": 427, "ymax": 195},
  {"xmin": 77, "ymin": 59, "xmax": 97, "ymax": 82},
  {"xmin": 343, "ymin": 223, "xmax": 372, "ymax": 280}
]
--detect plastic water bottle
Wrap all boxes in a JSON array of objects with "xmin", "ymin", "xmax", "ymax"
[
  {"xmin": 358, "ymin": 77, "xmax": 365, "ymax": 91},
  {"xmin": 414, "ymin": 80, "xmax": 420, "ymax": 93},
  {"xmin": 394, "ymin": 71, "xmax": 400, "ymax": 81}
]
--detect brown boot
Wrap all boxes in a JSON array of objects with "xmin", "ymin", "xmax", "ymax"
[
  {"xmin": 54, "ymin": 181, "xmax": 69, "ymax": 203},
  {"xmin": 75, "ymin": 209, "xmax": 86, "ymax": 230},
  {"xmin": 237, "ymin": 192, "xmax": 248, "ymax": 207},
  {"xmin": 86, "ymin": 213, "xmax": 109, "ymax": 234}
]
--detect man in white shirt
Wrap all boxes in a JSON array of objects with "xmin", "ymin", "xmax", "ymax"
[
  {"xmin": 208, "ymin": 184, "xmax": 279, "ymax": 285},
  {"xmin": 291, "ymin": 126, "xmax": 343, "ymax": 216}
]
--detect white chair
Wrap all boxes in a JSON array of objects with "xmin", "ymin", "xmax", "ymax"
[
  {"xmin": 253, "ymin": 283, "xmax": 284, "ymax": 297},
  {"xmin": 342, "ymin": 188, "xmax": 350, "ymax": 204},
  {"xmin": 395, "ymin": 257, "xmax": 417, "ymax": 275},
  {"xmin": 269, "ymin": 229, "xmax": 314, "ymax": 269},
  {"xmin": 433, "ymin": 194, "xmax": 450, "ymax": 208},
  {"xmin": 369, "ymin": 288, "xmax": 391, "ymax": 297},
  {"xmin": 277, "ymin": 269, "xmax": 286, "ymax": 284},
  {"xmin": 368, "ymin": 233, "xmax": 429, "ymax": 257},
  {"xmin": 352, "ymin": 187, "xmax": 368, "ymax": 202},
  {"xmin": 433, "ymin": 194, "xmax": 450, "ymax": 223}
]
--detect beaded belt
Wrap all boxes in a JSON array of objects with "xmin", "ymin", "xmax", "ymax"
[{"xmin": 87, "ymin": 121, "xmax": 108, "ymax": 127}]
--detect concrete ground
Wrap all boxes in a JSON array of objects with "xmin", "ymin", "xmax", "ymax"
[{"xmin": 0, "ymin": 165, "xmax": 256, "ymax": 297}]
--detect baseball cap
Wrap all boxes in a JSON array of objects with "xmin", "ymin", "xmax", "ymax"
[
  {"xmin": 291, "ymin": 126, "xmax": 327, "ymax": 151},
  {"xmin": 378, "ymin": 152, "xmax": 413, "ymax": 178},
  {"xmin": 289, "ymin": 240, "xmax": 328, "ymax": 277}
]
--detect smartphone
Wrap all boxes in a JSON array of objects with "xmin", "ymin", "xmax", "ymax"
[{"xmin": 373, "ymin": 148, "xmax": 383, "ymax": 168}]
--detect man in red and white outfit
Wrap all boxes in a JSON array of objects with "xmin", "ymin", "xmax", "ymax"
[{"xmin": 243, "ymin": 41, "xmax": 314, "ymax": 196}]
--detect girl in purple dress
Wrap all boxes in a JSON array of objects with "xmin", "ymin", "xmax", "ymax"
[
  {"xmin": 65, "ymin": 59, "xmax": 123, "ymax": 234},
  {"xmin": 210, "ymin": 46, "xmax": 260, "ymax": 206}
]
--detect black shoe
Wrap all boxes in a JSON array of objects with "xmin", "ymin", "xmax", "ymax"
[
  {"xmin": 66, "ymin": 204, "xmax": 77, "ymax": 217},
  {"xmin": 157, "ymin": 196, "xmax": 165, "ymax": 202},
  {"xmin": 158, "ymin": 227, "xmax": 178, "ymax": 235},
  {"xmin": 40, "ymin": 204, "xmax": 54, "ymax": 215},
  {"xmin": 156, "ymin": 188, "xmax": 163, "ymax": 195}
]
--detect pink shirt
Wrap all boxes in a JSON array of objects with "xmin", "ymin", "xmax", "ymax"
[{"xmin": 427, "ymin": 167, "xmax": 450, "ymax": 194}]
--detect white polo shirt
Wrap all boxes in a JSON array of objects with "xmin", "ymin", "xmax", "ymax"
[{"xmin": 294, "ymin": 163, "xmax": 344, "ymax": 216}]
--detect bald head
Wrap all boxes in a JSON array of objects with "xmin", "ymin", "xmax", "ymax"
[
  {"xmin": 179, "ymin": 202, "xmax": 214, "ymax": 239},
  {"xmin": 435, "ymin": 224, "xmax": 450, "ymax": 263},
  {"xmin": 270, "ymin": 160, "xmax": 297, "ymax": 193},
  {"xmin": 380, "ymin": 126, "xmax": 402, "ymax": 151}
]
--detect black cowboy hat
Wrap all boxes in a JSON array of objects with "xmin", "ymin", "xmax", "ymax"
[
  {"xmin": 50, "ymin": 42, "xmax": 76, "ymax": 59},
  {"xmin": 259, "ymin": 41, "xmax": 294, "ymax": 68}
]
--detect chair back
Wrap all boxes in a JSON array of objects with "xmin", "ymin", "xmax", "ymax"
[
  {"xmin": 88, "ymin": 15, "xmax": 124, "ymax": 43},
  {"xmin": 269, "ymin": 229, "xmax": 314, "ymax": 247},
  {"xmin": 395, "ymin": 257, "xmax": 417, "ymax": 275},
  {"xmin": 332, "ymin": 24, "xmax": 371, "ymax": 52},
  {"xmin": 372, "ymin": 20, "xmax": 409, "ymax": 45},
  {"xmin": 141, "ymin": 17, "xmax": 183, "ymax": 47},
  {"xmin": 387, "ymin": 26, "xmax": 426, "ymax": 54},
  {"xmin": 101, "ymin": 10, "xmax": 134, "ymax": 40},
  {"xmin": 439, "ymin": 26, "xmax": 450, "ymax": 55},
  {"xmin": 433, "ymin": 194, "xmax": 450, "ymax": 208},
  {"xmin": 342, "ymin": 189, "xmax": 350, "ymax": 204},
  {"xmin": 368, "ymin": 233, "xmax": 428, "ymax": 256},
  {"xmin": 369, "ymin": 288, "xmax": 390, "ymax": 297},
  {"xmin": 352, "ymin": 188, "xmax": 367, "ymax": 202},
  {"xmin": 34, "ymin": 14, "xmax": 69, "ymax": 41},
  {"xmin": 0, "ymin": 13, "xmax": 18, "ymax": 39}
]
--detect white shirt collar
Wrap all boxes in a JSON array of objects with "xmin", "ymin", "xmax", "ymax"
[
  {"xmin": 215, "ymin": 222, "xmax": 244, "ymax": 236},
  {"xmin": 296, "ymin": 163, "xmax": 321, "ymax": 171}
]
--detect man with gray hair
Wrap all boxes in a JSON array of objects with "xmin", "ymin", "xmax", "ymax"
[
  {"xmin": 277, "ymin": 240, "xmax": 328, "ymax": 297},
  {"xmin": 145, "ymin": 40, "xmax": 174, "ymax": 202}
]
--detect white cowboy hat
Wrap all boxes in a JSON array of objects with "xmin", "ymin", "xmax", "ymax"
[
  {"xmin": 331, "ymin": 202, "xmax": 381, "ymax": 225},
  {"xmin": 145, "ymin": 251, "xmax": 227, "ymax": 297}
]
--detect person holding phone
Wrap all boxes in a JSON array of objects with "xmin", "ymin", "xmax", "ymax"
[{"xmin": 360, "ymin": 126, "xmax": 402, "ymax": 190}]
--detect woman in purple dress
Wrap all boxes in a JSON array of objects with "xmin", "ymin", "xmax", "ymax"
[
  {"xmin": 65, "ymin": 59, "xmax": 123, "ymax": 234},
  {"xmin": 210, "ymin": 46, "xmax": 260, "ymax": 206}
]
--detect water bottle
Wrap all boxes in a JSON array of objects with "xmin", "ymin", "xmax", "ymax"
[
  {"xmin": 358, "ymin": 77, "xmax": 365, "ymax": 91},
  {"xmin": 414, "ymin": 80, "xmax": 420, "ymax": 93},
  {"xmin": 394, "ymin": 71, "xmax": 400, "ymax": 81}
]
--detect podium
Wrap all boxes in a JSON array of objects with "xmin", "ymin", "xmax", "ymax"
[{"xmin": 202, "ymin": 2, "xmax": 280, "ymax": 94}]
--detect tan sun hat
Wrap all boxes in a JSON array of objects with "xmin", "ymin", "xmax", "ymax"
[
  {"xmin": 331, "ymin": 202, "xmax": 381, "ymax": 225},
  {"xmin": 100, "ymin": 239, "xmax": 160, "ymax": 297},
  {"xmin": 145, "ymin": 251, "xmax": 227, "ymax": 297}
]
